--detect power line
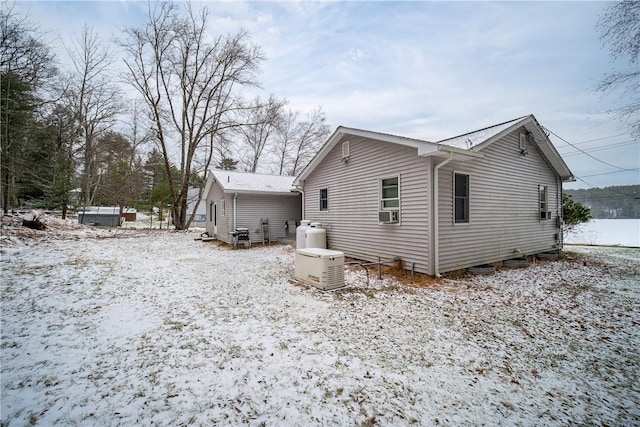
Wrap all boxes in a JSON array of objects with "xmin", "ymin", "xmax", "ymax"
[
  {"xmin": 580, "ymin": 169, "xmax": 640, "ymax": 178},
  {"xmin": 573, "ymin": 176, "xmax": 596, "ymax": 188},
  {"xmin": 561, "ymin": 140, "xmax": 639, "ymax": 157},
  {"xmin": 564, "ymin": 194, "xmax": 640, "ymax": 200},
  {"xmin": 545, "ymin": 127, "xmax": 636, "ymax": 171},
  {"xmin": 566, "ymin": 132, "xmax": 628, "ymax": 146},
  {"xmin": 559, "ymin": 139, "xmax": 638, "ymax": 152}
]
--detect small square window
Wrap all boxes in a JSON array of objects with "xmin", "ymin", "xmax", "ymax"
[{"xmin": 319, "ymin": 188, "xmax": 328, "ymax": 211}]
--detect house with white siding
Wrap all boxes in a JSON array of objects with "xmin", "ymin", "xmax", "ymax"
[
  {"xmin": 203, "ymin": 170, "xmax": 301, "ymax": 245},
  {"xmin": 293, "ymin": 114, "xmax": 575, "ymax": 276}
]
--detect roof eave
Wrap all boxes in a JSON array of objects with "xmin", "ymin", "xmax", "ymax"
[
  {"xmin": 294, "ymin": 126, "xmax": 435, "ymax": 185},
  {"xmin": 419, "ymin": 144, "xmax": 485, "ymax": 161},
  {"xmin": 295, "ymin": 127, "xmax": 346, "ymax": 185},
  {"xmin": 470, "ymin": 115, "xmax": 533, "ymax": 152},
  {"xmin": 524, "ymin": 118, "xmax": 575, "ymax": 182},
  {"xmin": 470, "ymin": 115, "xmax": 575, "ymax": 182},
  {"xmin": 222, "ymin": 189, "xmax": 300, "ymax": 196}
]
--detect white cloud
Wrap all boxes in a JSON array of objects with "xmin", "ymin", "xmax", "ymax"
[
  {"xmin": 343, "ymin": 48, "xmax": 369, "ymax": 61},
  {"xmin": 14, "ymin": 0, "xmax": 637, "ymax": 188}
]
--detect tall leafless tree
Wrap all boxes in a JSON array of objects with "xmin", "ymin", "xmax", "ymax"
[
  {"xmin": 597, "ymin": 0, "xmax": 640, "ymax": 138},
  {"xmin": 65, "ymin": 26, "xmax": 121, "ymax": 207},
  {"xmin": 237, "ymin": 95, "xmax": 284, "ymax": 173},
  {"xmin": 121, "ymin": 2, "xmax": 263, "ymax": 230},
  {"xmin": 273, "ymin": 107, "xmax": 329, "ymax": 176},
  {"xmin": 0, "ymin": 4, "xmax": 55, "ymax": 87}
]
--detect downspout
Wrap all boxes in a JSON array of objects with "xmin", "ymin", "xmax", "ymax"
[
  {"xmin": 557, "ymin": 175, "xmax": 563, "ymax": 249},
  {"xmin": 292, "ymin": 184, "xmax": 305, "ymax": 220},
  {"xmin": 233, "ymin": 193, "xmax": 238, "ymax": 231},
  {"xmin": 433, "ymin": 153, "xmax": 454, "ymax": 278}
]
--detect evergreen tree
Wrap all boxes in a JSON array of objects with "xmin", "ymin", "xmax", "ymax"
[{"xmin": 563, "ymin": 193, "xmax": 592, "ymax": 233}]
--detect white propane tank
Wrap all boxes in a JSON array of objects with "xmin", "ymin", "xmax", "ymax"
[
  {"xmin": 305, "ymin": 222, "xmax": 327, "ymax": 249},
  {"xmin": 296, "ymin": 220, "xmax": 311, "ymax": 249}
]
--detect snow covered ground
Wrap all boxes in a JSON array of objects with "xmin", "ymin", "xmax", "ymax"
[{"xmin": 1, "ymin": 220, "xmax": 639, "ymax": 426}]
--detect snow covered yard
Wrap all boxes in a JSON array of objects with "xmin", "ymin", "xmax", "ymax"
[{"xmin": 1, "ymin": 229, "xmax": 639, "ymax": 426}]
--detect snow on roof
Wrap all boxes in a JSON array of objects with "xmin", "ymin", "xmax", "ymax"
[
  {"xmin": 210, "ymin": 170, "xmax": 297, "ymax": 194},
  {"xmin": 437, "ymin": 116, "xmax": 528, "ymax": 149}
]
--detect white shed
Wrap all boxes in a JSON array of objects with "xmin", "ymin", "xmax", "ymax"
[{"xmin": 203, "ymin": 170, "xmax": 301, "ymax": 245}]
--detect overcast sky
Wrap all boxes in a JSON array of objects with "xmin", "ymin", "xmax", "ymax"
[{"xmin": 15, "ymin": 1, "xmax": 640, "ymax": 189}]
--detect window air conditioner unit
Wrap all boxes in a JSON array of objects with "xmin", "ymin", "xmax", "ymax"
[
  {"xmin": 379, "ymin": 210, "xmax": 399, "ymax": 223},
  {"xmin": 295, "ymin": 248, "xmax": 345, "ymax": 290}
]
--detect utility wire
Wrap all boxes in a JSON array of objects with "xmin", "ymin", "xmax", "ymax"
[
  {"xmin": 563, "ymin": 194, "xmax": 639, "ymax": 200},
  {"xmin": 559, "ymin": 139, "xmax": 637, "ymax": 152},
  {"xmin": 573, "ymin": 176, "xmax": 596, "ymax": 188},
  {"xmin": 544, "ymin": 127, "xmax": 636, "ymax": 171},
  {"xmin": 580, "ymin": 169, "xmax": 640, "ymax": 178},
  {"xmin": 567, "ymin": 132, "xmax": 629, "ymax": 146},
  {"xmin": 561, "ymin": 140, "xmax": 639, "ymax": 157}
]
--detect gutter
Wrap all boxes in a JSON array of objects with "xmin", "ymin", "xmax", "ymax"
[{"xmin": 433, "ymin": 153, "xmax": 454, "ymax": 277}]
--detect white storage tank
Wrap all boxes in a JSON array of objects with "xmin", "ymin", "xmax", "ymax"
[
  {"xmin": 305, "ymin": 222, "xmax": 326, "ymax": 249},
  {"xmin": 296, "ymin": 220, "xmax": 311, "ymax": 249}
]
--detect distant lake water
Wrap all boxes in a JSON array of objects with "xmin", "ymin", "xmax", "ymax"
[{"xmin": 565, "ymin": 218, "xmax": 640, "ymax": 247}]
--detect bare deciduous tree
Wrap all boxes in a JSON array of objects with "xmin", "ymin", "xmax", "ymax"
[
  {"xmin": 273, "ymin": 107, "xmax": 329, "ymax": 176},
  {"xmin": 122, "ymin": 2, "xmax": 263, "ymax": 229},
  {"xmin": 0, "ymin": 4, "xmax": 55, "ymax": 87},
  {"xmin": 65, "ymin": 26, "xmax": 121, "ymax": 207},
  {"xmin": 597, "ymin": 0, "xmax": 640, "ymax": 138},
  {"xmin": 237, "ymin": 95, "xmax": 284, "ymax": 173}
]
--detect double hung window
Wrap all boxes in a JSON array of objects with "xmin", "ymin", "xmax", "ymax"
[
  {"xmin": 319, "ymin": 188, "xmax": 328, "ymax": 211},
  {"xmin": 380, "ymin": 177, "xmax": 399, "ymax": 210},
  {"xmin": 539, "ymin": 185, "xmax": 550, "ymax": 220}
]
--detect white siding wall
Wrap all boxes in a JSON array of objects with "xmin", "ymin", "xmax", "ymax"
[
  {"xmin": 437, "ymin": 128, "xmax": 562, "ymax": 272},
  {"xmin": 236, "ymin": 194, "xmax": 302, "ymax": 243},
  {"xmin": 303, "ymin": 136, "xmax": 433, "ymax": 273},
  {"xmin": 204, "ymin": 181, "xmax": 233, "ymax": 244}
]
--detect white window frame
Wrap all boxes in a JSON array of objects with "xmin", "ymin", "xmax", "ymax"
[
  {"xmin": 454, "ymin": 172, "xmax": 470, "ymax": 225},
  {"xmin": 519, "ymin": 132, "xmax": 527, "ymax": 150},
  {"xmin": 220, "ymin": 199, "xmax": 226, "ymax": 216},
  {"xmin": 342, "ymin": 141, "xmax": 350, "ymax": 159},
  {"xmin": 379, "ymin": 175, "xmax": 400, "ymax": 211},
  {"xmin": 319, "ymin": 188, "xmax": 328, "ymax": 212},
  {"xmin": 539, "ymin": 185, "xmax": 550, "ymax": 220}
]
